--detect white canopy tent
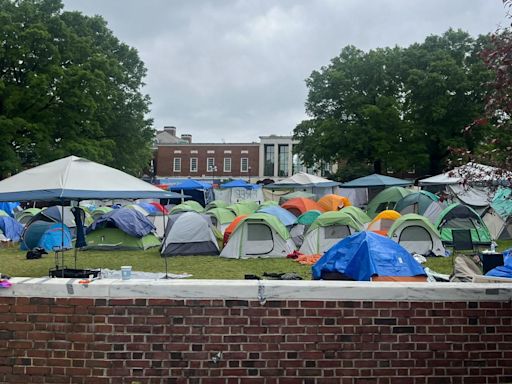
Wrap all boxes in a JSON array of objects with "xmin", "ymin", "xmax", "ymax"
[
  {"xmin": 0, "ymin": 156, "xmax": 182, "ymax": 202},
  {"xmin": 419, "ymin": 162, "xmax": 512, "ymax": 186},
  {"xmin": 265, "ymin": 172, "xmax": 340, "ymax": 199}
]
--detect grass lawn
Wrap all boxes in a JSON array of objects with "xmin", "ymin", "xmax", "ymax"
[{"xmin": 0, "ymin": 240, "xmax": 510, "ymax": 279}]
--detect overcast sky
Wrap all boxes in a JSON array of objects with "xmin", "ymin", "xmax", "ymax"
[{"xmin": 62, "ymin": 0, "xmax": 507, "ymax": 143}]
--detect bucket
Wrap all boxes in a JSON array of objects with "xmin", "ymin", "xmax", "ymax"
[{"xmin": 121, "ymin": 266, "xmax": 132, "ymax": 280}]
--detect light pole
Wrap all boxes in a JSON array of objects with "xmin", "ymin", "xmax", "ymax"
[{"xmin": 209, "ymin": 165, "xmax": 217, "ymax": 185}]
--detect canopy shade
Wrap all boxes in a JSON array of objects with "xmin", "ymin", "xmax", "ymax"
[
  {"xmin": 269, "ymin": 172, "xmax": 339, "ymax": 188},
  {"xmin": 0, "ymin": 156, "xmax": 184, "ymax": 201},
  {"xmin": 220, "ymin": 179, "xmax": 260, "ymax": 190},
  {"xmin": 168, "ymin": 179, "xmax": 212, "ymax": 191},
  {"xmin": 340, "ymin": 174, "xmax": 412, "ymax": 188}
]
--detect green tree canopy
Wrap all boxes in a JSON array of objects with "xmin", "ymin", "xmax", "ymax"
[
  {"xmin": 0, "ymin": 0, "xmax": 154, "ymax": 178},
  {"xmin": 294, "ymin": 29, "xmax": 492, "ymax": 178}
]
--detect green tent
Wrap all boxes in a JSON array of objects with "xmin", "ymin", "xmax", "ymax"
[
  {"xmin": 15, "ymin": 208, "xmax": 42, "ymax": 225},
  {"xmin": 91, "ymin": 206, "xmax": 113, "ymax": 220},
  {"xmin": 389, "ymin": 213, "xmax": 441, "ymax": 237},
  {"xmin": 206, "ymin": 208, "xmax": 236, "ymax": 225},
  {"xmin": 307, "ymin": 211, "xmax": 362, "ymax": 234},
  {"xmin": 435, "ymin": 203, "xmax": 492, "ymax": 245},
  {"xmin": 227, "ymin": 201, "xmax": 257, "ymax": 216},
  {"xmin": 279, "ymin": 191, "xmax": 316, "ymax": 204},
  {"xmin": 366, "ymin": 187, "xmax": 412, "ymax": 219},
  {"xmin": 340, "ymin": 206, "xmax": 372, "ymax": 226},
  {"xmin": 297, "ymin": 210, "xmax": 322, "ymax": 226},
  {"xmin": 86, "ymin": 228, "xmax": 161, "ymax": 250},
  {"xmin": 170, "ymin": 201, "xmax": 204, "ymax": 214},
  {"xmin": 205, "ymin": 200, "xmax": 229, "ymax": 210},
  {"xmin": 491, "ymin": 187, "xmax": 512, "ymax": 219},
  {"xmin": 394, "ymin": 191, "xmax": 439, "ymax": 215}
]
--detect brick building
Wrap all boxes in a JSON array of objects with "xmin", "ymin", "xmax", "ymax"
[
  {"xmin": 154, "ymin": 127, "xmax": 260, "ymax": 180},
  {"xmin": 153, "ymin": 126, "xmax": 332, "ymax": 180}
]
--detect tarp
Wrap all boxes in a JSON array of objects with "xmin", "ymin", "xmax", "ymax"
[
  {"xmin": 341, "ymin": 174, "xmax": 412, "ymax": 188},
  {"xmin": 446, "ymin": 185, "xmax": 491, "ymax": 212},
  {"xmin": 312, "ymin": 231, "xmax": 426, "ymax": 281},
  {"xmin": 0, "ymin": 202, "xmax": 20, "ymax": 217},
  {"xmin": 419, "ymin": 162, "xmax": 512, "ymax": 186},
  {"xmin": 221, "ymin": 179, "xmax": 261, "ymax": 190},
  {"xmin": 0, "ymin": 155, "xmax": 183, "ymax": 201},
  {"xmin": 0, "ymin": 216, "xmax": 23, "ymax": 242},
  {"xmin": 87, "ymin": 208, "xmax": 156, "ymax": 238}
]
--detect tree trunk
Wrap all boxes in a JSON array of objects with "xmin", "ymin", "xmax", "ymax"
[{"xmin": 373, "ymin": 159, "xmax": 382, "ymax": 174}]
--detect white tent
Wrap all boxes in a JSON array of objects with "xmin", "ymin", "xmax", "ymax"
[
  {"xmin": 419, "ymin": 162, "xmax": 512, "ymax": 186},
  {"xmin": 0, "ymin": 155, "xmax": 181, "ymax": 201},
  {"xmin": 266, "ymin": 172, "xmax": 340, "ymax": 199}
]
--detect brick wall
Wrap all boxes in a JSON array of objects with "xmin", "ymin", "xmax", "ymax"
[
  {"xmin": 1, "ymin": 296, "xmax": 511, "ymax": 383},
  {"xmin": 156, "ymin": 144, "xmax": 259, "ymax": 178}
]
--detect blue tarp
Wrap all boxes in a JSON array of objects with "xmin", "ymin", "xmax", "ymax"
[
  {"xmin": 169, "ymin": 179, "xmax": 212, "ymax": 190},
  {"xmin": 258, "ymin": 206, "xmax": 297, "ymax": 227},
  {"xmin": 486, "ymin": 248, "xmax": 512, "ymax": 278},
  {"xmin": 0, "ymin": 216, "xmax": 23, "ymax": 242},
  {"xmin": 341, "ymin": 174, "xmax": 412, "ymax": 188},
  {"xmin": 0, "ymin": 202, "xmax": 20, "ymax": 217},
  {"xmin": 87, "ymin": 208, "xmax": 155, "ymax": 238},
  {"xmin": 312, "ymin": 231, "xmax": 426, "ymax": 281},
  {"xmin": 221, "ymin": 179, "xmax": 261, "ymax": 190},
  {"xmin": 137, "ymin": 202, "xmax": 159, "ymax": 215},
  {"xmin": 168, "ymin": 179, "xmax": 214, "ymax": 206}
]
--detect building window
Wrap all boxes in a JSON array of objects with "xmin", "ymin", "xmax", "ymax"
[
  {"xmin": 173, "ymin": 157, "xmax": 181, "ymax": 172},
  {"xmin": 264, "ymin": 144, "xmax": 274, "ymax": 177},
  {"xmin": 278, "ymin": 144, "xmax": 289, "ymax": 177},
  {"xmin": 241, "ymin": 158, "xmax": 249, "ymax": 173},
  {"xmin": 207, "ymin": 157, "xmax": 215, "ymax": 172},
  {"xmin": 224, "ymin": 158, "xmax": 232, "ymax": 172},
  {"xmin": 190, "ymin": 157, "xmax": 198, "ymax": 172}
]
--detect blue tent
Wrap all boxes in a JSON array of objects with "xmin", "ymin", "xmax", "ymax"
[
  {"xmin": 168, "ymin": 179, "xmax": 214, "ymax": 206},
  {"xmin": 87, "ymin": 208, "xmax": 155, "ymax": 237},
  {"xmin": 221, "ymin": 179, "xmax": 261, "ymax": 190},
  {"xmin": 0, "ymin": 202, "xmax": 20, "ymax": 217},
  {"xmin": 21, "ymin": 222, "xmax": 72, "ymax": 251},
  {"xmin": 0, "ymin": 216, "xmax": 23, "ymax": 242},
  {"xmin": 312, "ymin": 231, "xmax": 426, "ymax": 281},
  {"xmin": 258, "ymin": 206, "xmax": 297, "ymax": 227},
  {"xmin": 341, "ymin": 174, "xmax": 412, "ymax": 188}
]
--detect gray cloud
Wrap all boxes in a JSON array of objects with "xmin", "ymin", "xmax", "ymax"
[{"xmin": 63, "ymin": 0, "xmax": 507, "ymax": 142}]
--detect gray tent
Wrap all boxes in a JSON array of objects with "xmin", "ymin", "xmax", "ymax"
[{"xmin": 161, "ymin": 212, "xmax": 219, "ymax": 256}]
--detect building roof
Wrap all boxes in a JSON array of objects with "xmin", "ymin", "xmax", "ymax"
[{"xmin": 155, "ymin": 130, "xmax": 189, "ymax": 144}]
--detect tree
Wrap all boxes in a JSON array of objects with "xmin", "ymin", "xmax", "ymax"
[
  {"xmin": 294, "ymin": 30, "xmax": 492, "ymax": 178},
  {"xmin": 0, "ymin": 0, "xmax": 153, "ymax": 177},
  {"xmin": 479, "ymin": 0, "xmax": 512, "ymax": 169}
]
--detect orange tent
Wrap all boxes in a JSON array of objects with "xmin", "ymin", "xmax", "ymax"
[
  {"xmin": 317, "ymin": 194, "xmax": 352, "ymax": 211},
  {"xmin": 223, "ymin": 215, "xmax": 248, "ymax": 246},
  {"xmin": 281, "ymin": 198, "xmax": 324, "ymax": 216},
  {"xmin": 367, "ymin": 210, "xmax": 401, "ymax": 236}
]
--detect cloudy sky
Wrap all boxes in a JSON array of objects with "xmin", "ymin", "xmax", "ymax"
[{"xmin": 62, "ymin": 0, "xmax": 507, "ymax": 143}]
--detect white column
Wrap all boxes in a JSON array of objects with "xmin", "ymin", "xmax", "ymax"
[
  {"xmin": 273, "ymin": 143, "xmax": 279, "ymax": 177},
  {"xmin": 287, "ymin": 143, "xmax": 293, "ymax": 176},
  {"xmin": 259, "ymin": 143, "xmax": 264, "ymax": 178}
]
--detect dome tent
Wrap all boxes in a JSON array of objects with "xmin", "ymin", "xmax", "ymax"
[
  {"xmin": 366, "ymin": 187, "xmax": 412, "ymax": 219},
  {"xmin": 317, "ymin": 194, "xmax": 352, "ymax": 212},
  {"xmin": 281, "ymin": 197, "xmax": 324, "ymax": 216},
  {"xmin": 367, "ymin": 210, "xmax": 401, "ymax": 236},
  {"xmin": 299, "ymin": 211, "xmax": 362, "ymax": 255},
  {"xmin": 394, "ymin": 191, "xmax": 439, "ymax": 215},
  {"xmin": 388, "ymin": 214, "xmax": 446, "ymax": 256},
  {"xmin": 257, "ymin": 206, "xmax": 297, "ymax": 227},
  {"xmin": 86, "ymin": 208, "xmax": 160, "ymax": 250},
  {"xmin": 161, "ymin": 212, "xmax": 219, "ymax": 256},
  {"xmin": 312, "ymin": 231, "xmax": 426, "ymax": 281},
  {"xmin": 220, "ymin": 213, "xmax": 296, "ymax": 259},
  {"xmin": 206, "ymin": 208, "xmax": 236, "ymax": 234},
  {"xmin": 435, "ymin": 203, "xmax": 492, "ymax": 245},
  {"xmin": 340, "ymin": 206, "xmax": 372, "ymax": 227}
]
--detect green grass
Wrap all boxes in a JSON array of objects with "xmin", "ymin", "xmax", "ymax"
[
  {"xmin": 0, "ymin": 247, "xmax": 312, "ymax": 279},
  {"xmin": 1, "ymin": 240, "xmax": 510, "ymax": 279}
]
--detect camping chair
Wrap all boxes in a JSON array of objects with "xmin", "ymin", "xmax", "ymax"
[{"xmin": 451, "ymin": 229, "xmax": 480, "ymax": 276}]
